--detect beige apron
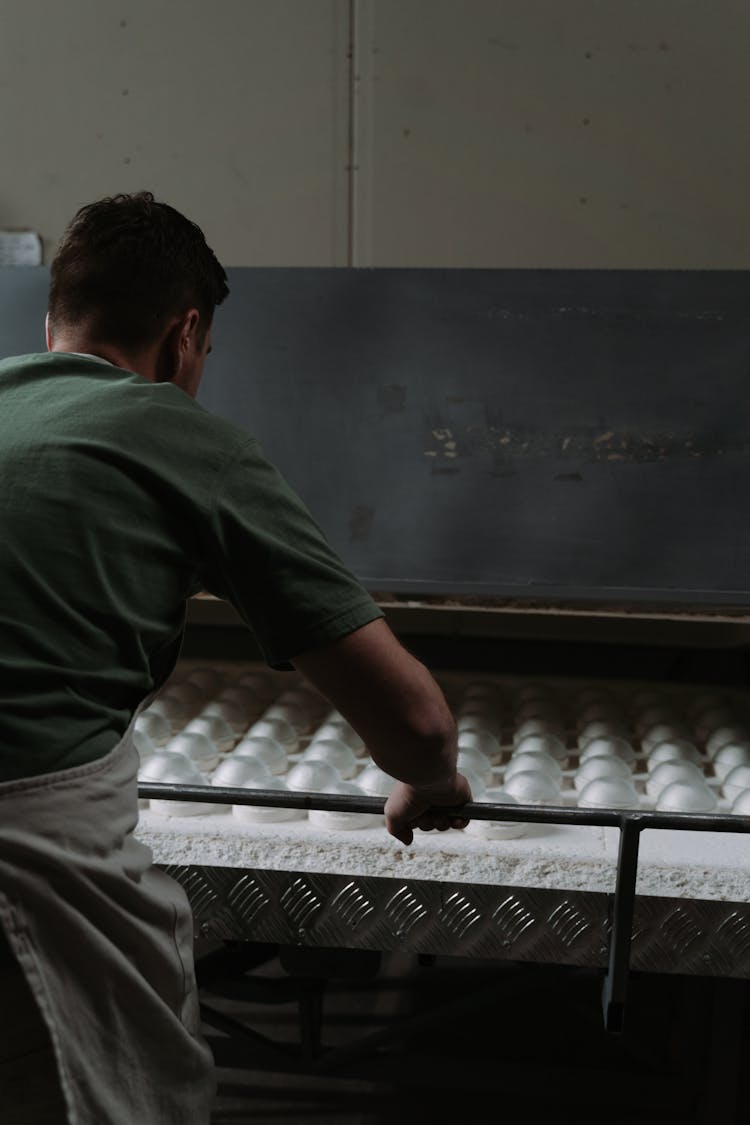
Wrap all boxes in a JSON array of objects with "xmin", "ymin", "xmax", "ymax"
[{"xmin": 0, "ymin": 714, "xmax": 215, "ymax": 1124}]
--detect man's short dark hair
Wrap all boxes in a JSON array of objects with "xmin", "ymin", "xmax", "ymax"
[{"xmin": 48, "ymin": 191, "xmax": 229, "ymax": 350}]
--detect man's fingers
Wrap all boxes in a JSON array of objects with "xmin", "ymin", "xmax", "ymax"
[
  {"xmin": 386, "ymin": 813, "xmax": 468, "ymax": 843},
  {"xmin": 386, "ymin": 821, "xmax": 414, "ymax": 846}
]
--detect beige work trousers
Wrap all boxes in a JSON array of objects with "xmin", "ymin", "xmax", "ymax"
[{"xmin": 0, "ymin": 730, "xmax": 215, "ymax": 1124}]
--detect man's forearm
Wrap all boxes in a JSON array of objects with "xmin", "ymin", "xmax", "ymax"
[{"xmin": 292, "ymin": 618, "xmax": 458, "ymax": 788}]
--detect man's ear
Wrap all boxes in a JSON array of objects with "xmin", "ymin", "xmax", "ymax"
[
  {"xmin": 154, "ymin": 309, "xmax": 201, "ymax": 385},
  {"xmin": 178, "ymin": 309, "xmax": 201, "ymax": 363},
  {"xmin": 45, "ymin": 312, "xmax": 52, "ymax": 351}
]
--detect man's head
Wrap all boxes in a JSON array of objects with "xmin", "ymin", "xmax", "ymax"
[{"xmin": 47, "ymin": 191, "xmax": 229, "ymax": 393}]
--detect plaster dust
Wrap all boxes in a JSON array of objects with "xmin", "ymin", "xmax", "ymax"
[{"xmin": 138, "ymin": 809, "xmax": 750, "ymax": 903}]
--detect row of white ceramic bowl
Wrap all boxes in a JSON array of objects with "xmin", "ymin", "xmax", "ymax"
[
  {"xmin": 476, "ymin": 723, "xmax": 750, "ymax": 814},
  {"xmin": 149, "ymin": 666, "xmax": 750, "ymax": 762},
  {"xmin": 136, "ymin": 724, "xmax": 750, "ymax": 834},
  {"xmin": 443, "ymin": 677, "xmax": 750, "ymax": 758},
  {"xmin": 136, "ymin": 669, "xmax": 750, "ymax": 823}
]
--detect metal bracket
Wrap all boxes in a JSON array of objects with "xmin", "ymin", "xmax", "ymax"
[{"xmin": 602, "ymin": 817, "xmax": 642, "ymax": 1033}]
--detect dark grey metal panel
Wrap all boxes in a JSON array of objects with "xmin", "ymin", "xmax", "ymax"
[
  {"xmin": 162, "ymin": 864, "xmax": 750, "ymax": 979},
  {"xmin": 205, "ymin": 268, "xmax": 750, "ymax": 606},
  {"xmin": 0, "ymin": 266, "xmax": 48, "ymax": 355},
  {"xmin": 4, "ymin": 265, "xmax": 750, "ymax": 605}
]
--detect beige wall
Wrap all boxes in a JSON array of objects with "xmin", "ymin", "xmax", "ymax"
[
  {"xmin": 353, "ymin": 0, "xmax": 750, "ymax": 267},
  {"xmin": 1, "ymin": 1, "xmax": 748, "ymax": 267},
  {"xmin": 0, "ymin": 0, "xmax": 351, "ymax": 265}
]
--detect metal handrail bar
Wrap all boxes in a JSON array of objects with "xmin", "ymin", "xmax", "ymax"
[{"xmin": 138, "ymin": 783, "xmax": 750, "ymax": 833}]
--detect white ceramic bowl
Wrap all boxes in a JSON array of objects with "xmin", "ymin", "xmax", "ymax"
[
  {"xmin": 456, "ymin": 746, "xmax": 494, "ymax": 785},
  {"xmin": 184, "ymin": 714, "xmax": 235, "ymax": 754},
  {"xmin": 574, "ymin": 755, "xmax": 632, "ymax": 792},
  {"xmin": 646, "ymin": 739, "xmax": 703, "ymax": 771},
  {"xmin": 153, "ymin": 687, "xmax": 195, "ymax": 725},
  {"xmin": 635, "ymin": 706, "xmax": 681, "ymax": 738},
  {"xmin": 645, "ymin": 759, "xmax": 704, "ymax": 800},
  {"xmin": 456, "ymin": 766, "xmax": 488, "ymax": 800},
  {"xmin": 309, "ymin": 720, "xmax": 366, "ymax": 755},
  {"xmin": 456, "ymin": 728, "xmax": 502, "ymax": 763},
  {"xmin": 506, "ymin": 750, "xmax": 563, "ymax": 784},
  {"xmin": 141, "ymin": 696, "xmax": 185, "ymax": 731},
  {"xmin": 355, "ymin": 763, "xmax": 396, "ymax": 798},
  {"xmin": 200, "ymin": 699, "xmax": 249, "ymax": 736},
  {"xmin": 308, "ymin": 780, "xmax": 380, "ymax": 831},
  {"xmin": 706, "ymin": 724, "xmax": 750, "ymax": 759},
  {"xmin": 217, "ymin": 685, "xmax": 264, "ymax": 715},
  {"xmin": 578, "ymin": 736, "xmax": 636, "ymax": 767},
  {"xmin": 514, "ymin": 733, "xmax": 568, "ymax": 765},
  {"xmin": 502, "ymin": 769, "xmax": 560, "ymax": 805},
  {"xmin": 246, "ymin": 716, "xmax": 299, "ymax": 754},
  {"xmin": 302, "ymin": 738, "xmax": 358, "ymax": 780},
  {"xmin": 286, "ymin": 760, "xmax": 341, "ymax": 792},
  {"xmin": 512, "ymin": 717, "xmax": 565, "ymax": 746},
  {"xmin": 712, "ymin": 742, "xmax": 750, "ymax": 782},
  {"xmin": 465, "ymin": 788, "xmax": 526, "ymax": 840},
  {"xmin": 730, "ymin": 788, "xmax": 750, "ymax": 815},
  {"xmin": 577, "ymin": 777, "xmax": 640, "ymax": 810},
  {"xmin": 655, "ymin": 780, "xmax": 717, "ymax": 813},
  {"xmin": 165, "ymin": 730, "xmax": 220, "ymax": 770},
  {"xmin": 577, "ymin": 720, "xmax": 629, "ymax": 751},
  {"xmin": 232, "ymin": 735, "xmax": 288, "ymax": 775},
  {"xmin": 640, "ymin": 722, "xmax": 691, "ymax": 754},
  {"xmin": 135, "ymin": 711, "xmax": 172, "ymax": 747},
  {"xmin": 721, "ymin": 764, "xmax": 750, "ymax": 803},
  {"xmin": 139, "ymin": 752, "xmax": 219, "ymax": 816},
  {"xmin": 211, "ymin": 756, "xmax": 272, "ymax": 788},
  {"xmin": 455, "ymin": 708, "xmax": 503, "ymax": 739},
  {"xmin": 263, "ymin": 700, "xmax": 313, "ymax": 734},
  {"xmin": 139, "ymin": 750, "xmax": 204, "ymax": 784}
]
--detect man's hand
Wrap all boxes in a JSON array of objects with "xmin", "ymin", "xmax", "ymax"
[
  {"xmin": 384, "ymin": 773, "xmax": 473, "ymax": 846},
  {"xmin": 292, "ymin": 619, "xmax": 466, "ymax": 839}
]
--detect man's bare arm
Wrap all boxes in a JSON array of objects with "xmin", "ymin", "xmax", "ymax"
[{"xmin": 291, "ymin": 618, "xmax": 471, "ymax": 844}]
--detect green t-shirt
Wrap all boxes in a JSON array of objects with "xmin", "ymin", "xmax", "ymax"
[{"xmin": 0, "ymin": 353, "xmax": 383, "ymax": 781}]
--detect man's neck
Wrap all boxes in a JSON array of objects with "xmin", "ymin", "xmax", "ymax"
[{"xmin": 49, "ymin": 339, "xmax": 157, "ymax": 380}]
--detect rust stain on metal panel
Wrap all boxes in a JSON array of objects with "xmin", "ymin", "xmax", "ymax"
[{"xmin": 422, "ymin": 423, "xmax": 728, "ymax": 465}]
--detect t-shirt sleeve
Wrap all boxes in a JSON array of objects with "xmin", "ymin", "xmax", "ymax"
[{"xmin": 201, "ymin": 438, "xmax": 384, "ymax": 668}]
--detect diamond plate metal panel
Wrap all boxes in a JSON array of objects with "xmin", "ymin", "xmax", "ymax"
[{"xmin": 162, "ymin": 863, "xmax": 750, "ymax": 979}]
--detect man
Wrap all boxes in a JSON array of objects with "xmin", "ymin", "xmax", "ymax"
[{"xmin": 0, "ymin": 192, "xmax": 471, "ymax": 1123}]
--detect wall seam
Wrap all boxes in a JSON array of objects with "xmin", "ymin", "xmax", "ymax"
[{"xmin": 346, "ymin": 0, "xmax": 358, "ymax": 267}]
